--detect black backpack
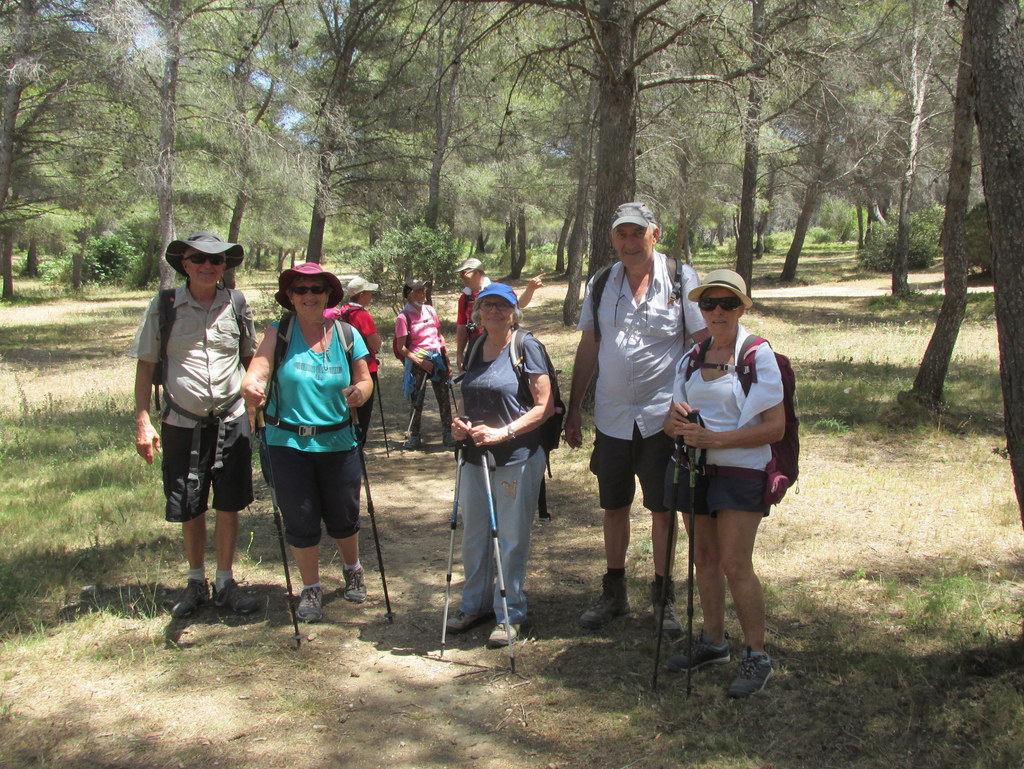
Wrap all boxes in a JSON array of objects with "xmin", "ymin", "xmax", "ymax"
[{"xmin": 154, "ymin": 287, "xmax": 251, "ymax": 412}]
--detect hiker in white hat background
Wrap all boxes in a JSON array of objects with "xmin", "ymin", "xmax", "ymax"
[{"xmin": 130, "ymin": 232, "xmax": 261, "ymax": 620}]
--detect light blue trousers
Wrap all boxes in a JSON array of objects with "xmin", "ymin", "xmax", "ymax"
[{"xmin": 458, "ymin": 449, "xmax": 545, "ymax": 625}]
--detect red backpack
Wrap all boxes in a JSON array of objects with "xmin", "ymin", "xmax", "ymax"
[{"xmin": 684, "ymin": 335, "xmax": 799, "ymax": 504}]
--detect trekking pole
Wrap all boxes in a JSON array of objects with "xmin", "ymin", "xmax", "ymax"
[
  {"xmin": 685, "ymin": 411, "xmax": 701, "ymax": 698},
  {"xmin": 481, "ymin": 449, "xmax": 516, "ymax": 672},
  {"xmin": 356, "ymin": 416, "xmax": 395, "ymax": 622},
  {"xmin": 651, "ymin": 437, "xmax": 683, "ymax": 691},
  {"xmin": 406, "ymin": 367, "xmax": 428, "ymax": 438},
  {"xmin": 374, "ymin": 374, "xmax": 391, "ymax": 457},
  {"xmin": 256, "ymin": 417, "xmax": 302, "ymax": 650},
  {"xmin": 440, "ymin": 438, "xmax": 466, "ymax": 657}
]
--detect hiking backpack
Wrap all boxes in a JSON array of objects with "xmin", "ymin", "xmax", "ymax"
[
  {"xmin": 684, "ymin": 334, "xmax": 799, "ymax": 503},
  {"xmin": 391, "ymin": 308, "xmax": 416, "ymax": 360},
  {"xmin": 463, "ymin": 329, "xmax": 565, "ymax": 457},
  {"xmin": 154, "ymin": 287, "xmax": 252, "ymax": 412}
]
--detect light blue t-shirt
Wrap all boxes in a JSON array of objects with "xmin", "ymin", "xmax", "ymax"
[{"xmin": 266, "ymin": 320, "xmax": 369, "ymax": 452}]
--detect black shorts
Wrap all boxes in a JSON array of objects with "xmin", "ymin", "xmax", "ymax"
[
  {"xmin": 663, "ymin": 461, "xmax": 770, "ymax": 517},
  {"xmin": 267, "ymin": 445, "xmax": 362, "ymax": 548},
  {"xmin": 589, "ymin": 426, "xmax": 673, "ymax": 513},
  {"xmin": 162, "ymin": 415, "xmax": 254, "ymax": 523}
]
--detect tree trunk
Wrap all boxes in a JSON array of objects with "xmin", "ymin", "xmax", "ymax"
[
  {"xmin": 893, "ymin": 27, "xmax": 932, "ymax": 296},
  {"xmin": 1, "ymin": 230, "xmax": 12, "ymax": 300},
  {"xmin": 587, "ymin": 2, "xmax": 638, "ymax": 277},
  {"xmin": 563, "ymin": 83, "xmax": 597, "ymax": 327},
  {"xmin": 306, "ymin": 151, "xmax": 332, "ymax": 264},
  {"xmin": 909, "ymin": 21, "xmax": 973, "ymax": 410},
  {"xmin": 556, "ymin": 208, "xmax": 572, "ymax": 274},
  {"xmin": 857, "ymin": 204, "xmax": 865, "ymax": 248},
  {"xmin": 968, "ymin": 0, "xmax": 1024, "ymax": 526},
  {"xmin": 155, "ymin": 0, "xmax": 181, "ymax": 290},
  {"xmin": 510, "ymin": 207, "xmax": 527, "ymax": 278},
  {"xmin": 25, "ymin": 238, "xmax": 38, "ymax": 277},
  {"xmin": 781, "ymin": 134, "xmax": 828, "ymax": 281},
  {"xmin": 735, "ymin": 0, "xmax": 766, "ymax": 293},
  {"xmin": 425, "ymin": 9, "xmax": 466, "ymax": 230},
  {"xmin": 505, "ymin": 215, "xmax": 517, "ymax": 274},
  {"xmin": 72, "ymin": 230, "xmax": 86, "ymax": 291},
  {"xmin": 674, "ymin": 149, "xmax": 693, "ymax": 264}
]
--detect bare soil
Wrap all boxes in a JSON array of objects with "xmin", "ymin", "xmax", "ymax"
[{"xmin": 1, "ymin": 274, "xmax": 1022, "ymax": 769}]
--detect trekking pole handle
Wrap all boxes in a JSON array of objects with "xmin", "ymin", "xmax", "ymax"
[{"xmin": 686, "ymin": 410, "xmax": 700, "ymax": 467}]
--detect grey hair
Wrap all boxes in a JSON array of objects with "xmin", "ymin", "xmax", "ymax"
[{"xmin": 471, "ymin": 303, "xmax": 524, "ymax": 329}]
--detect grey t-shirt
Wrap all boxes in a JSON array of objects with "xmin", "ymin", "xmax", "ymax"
[{"xmin": 461, "ymin": 332, "xmax": 548, "ymax": 467}]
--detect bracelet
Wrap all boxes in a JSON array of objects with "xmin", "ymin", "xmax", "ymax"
[{"xmin": 506, "ymin": 424, "xmax": 517, "ymax": 440}]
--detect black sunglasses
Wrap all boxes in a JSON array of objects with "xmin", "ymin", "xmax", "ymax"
[
  {"xmin": 185, "ymin": 253, "xmax": 226, "ymax": 266},
  {"xmin": 290, "ymin": 285, "xmax": 327, "ymax": 295},
  {"xmin": 698, "ymin": 295, "xmax": 743, "ymax": 312}
]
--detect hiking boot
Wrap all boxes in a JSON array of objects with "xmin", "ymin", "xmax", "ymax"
[
  {"xmin": 446, "ymin": 609, "xmax": 493, "ymax": 633},
  {"xmin": 666, "ymin": 631, "xmax": 731, "ymax": 672},
  {"xmin": 579, "ymin": 574, "xmax": 629, "ymax": 629},
  {"xmin": 487, "ymin": 622, "xmax": 520, "ymax": 648},
  {"xmin": 212, "ymin": 579, "xmax": 260, "ymax": 615},
  {"xmin": 296, "ymin": 586, "xmax": 324, "ymax": 623},
  {"xmin": 727, "ymin": 647, "xmax": 773, "ymax": 698},
  {"xmin": 404, "ymin": 434, "xmax": 423, "ymax": 450},
  {"xmin": 442, "ymin": 430, "xmax": 458, "ymax": 448},
  {"xmin": 170, "ymin": 578, "xmax": 209, "ymax": 618},
  {"xmin": 343, "ymin": 565, "xmax": 367, "ymax": 603},
  {"xmin": 650, "ymin": 580, "xmax": 682, "ymax": 639}
]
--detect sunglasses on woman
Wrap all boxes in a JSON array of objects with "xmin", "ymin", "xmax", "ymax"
[
  {"xmin": 698, "ymin": 295, "xmax": 743, "ymax": 312},
  {"xmin": 290, "ymin": 285, "xmax": 327, "ymax": 295},
  {"xmin": 185, "ymin": 254, "xmax": 226, "ymax": 266}
]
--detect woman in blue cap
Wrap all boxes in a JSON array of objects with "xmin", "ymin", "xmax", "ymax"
[{"xmin": 445, "ymin": 283, "xmax": 554, "ymax": 647}]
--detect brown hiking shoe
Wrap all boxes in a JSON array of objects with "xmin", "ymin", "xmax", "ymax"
[
  {"xmin": 212, "ymin": 579, "xmax": 260, "ymax": 615},
  {"xmin": 579, "ymin": 574, "xmax": 629, "ymax": 629},
  {"xmin": 650, "ymin": 579, "xmax": 682, "ymax": 639}
]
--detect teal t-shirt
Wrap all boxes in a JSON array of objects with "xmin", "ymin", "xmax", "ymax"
[{"xmin": 266, "ymin": 320, "xmax": 369, "ymax": 452}]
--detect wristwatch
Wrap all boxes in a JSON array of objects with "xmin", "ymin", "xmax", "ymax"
[{"xmin": 506, "ymin": 425, "xmax": 517, "ymax": 440}]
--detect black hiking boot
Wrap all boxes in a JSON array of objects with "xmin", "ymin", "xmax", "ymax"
[
  {"xmin": 579, "ymin": 573, "xmax": 629, "ymax": 629},
  {"xmin": 212, "ymin": 579, "xmax": 260, "ymax": 615},
  {"xmin": 650, "ymin": 579, "xmax": 682, "ymax": 639}
]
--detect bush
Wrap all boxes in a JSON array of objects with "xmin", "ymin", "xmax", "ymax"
[
  {"xmin": 858, "ymin": 205, "xmax": 943, "ymax": 272},
  {"xmin": 354, "ymin": 224, "xmax": 463, "ymax": 307},
  {"xmin": 83, "ymin": 233, "xmax": 144, "ymax": 285},
  {"xmin": 808, "ymin": 226, "xmax": 832, "ymax": 244},
  {"xmin": 819, "ymin": 199, "xmax": 858, "ymax": 242}
]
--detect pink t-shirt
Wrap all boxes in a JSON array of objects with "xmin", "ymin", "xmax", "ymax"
[{"xmin": 395, "ymin": 303, "xmax": 444, "ymax": 354}]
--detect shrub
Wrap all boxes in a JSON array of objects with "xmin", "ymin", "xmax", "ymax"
[
  {"xmin": 858, "ymin": 205, "xmax": 943, "ymax": 272},
  {"xmin": 83, "ymin": 233, "xmax": 144, "ymax": 285},
  {"xmin": 354, "ymin": 224, "xmax": 462, "ymax": 307},
  {"xmin": 808, "ymin": 226, "xmax": 832, "ymax": 244},
  {"xmin": 819, "ymin": 198, "xmax": 858, "ymax": 242}
]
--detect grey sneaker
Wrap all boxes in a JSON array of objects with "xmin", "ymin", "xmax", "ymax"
[
  {"xmin": 296, "ymin": 586, "xmax": 324, "ymax": 623},
  {"xmin": 404, "ymin": 434, "xmax": 423, "ymax": 450},
  {"xmin": 212, "ymin": 579, "xmax": 260, "ymax": 615},
  {"xmin": 650, "ymin": 580, "xmax": 682, "ymax": 638},
  {"xmin": 446, "ymin": 609, "xmax": 493, "ymax": 633},
  {"xmin": 170, "ymin": 578, "xmax": 209, "ymax": 618},
  {"xmin": 579, "ymin": 574, "xmax": 629, "ymax": 629},
  {"xmin": 727, "ymin": 648, "xmax": 773, "ymax": 698},
  {"xmin": 343, "ymin": 565, "xmax": 367, "ymax": 603},
  {"xmin": 666, "ymin": 631, "xmax": 731, "ymax": 672},
  {"xmin": 487, "ymin": 622, "xmax": 520, "ymax": 648}
]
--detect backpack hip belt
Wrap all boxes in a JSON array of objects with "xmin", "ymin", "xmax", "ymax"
[
  {"xmin": 163, "ymin": 392, "xmax": 243, "ymax": 517},
  {"xmin": 700, "ymin": 464, "xmax": 765, "ymax": 480},
  {"xmin": 263, "ymin": 414, "xmax": 352, "ymax": 437}
]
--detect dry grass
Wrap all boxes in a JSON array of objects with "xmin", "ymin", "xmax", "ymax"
[{"xmin": 1, "ymin": 259, "xmax": 1022, "ymax": 769}]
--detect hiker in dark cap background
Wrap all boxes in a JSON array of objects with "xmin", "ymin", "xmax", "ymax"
[
  {"xmin": 130, "ymin": 232, "xmax": 260, "ymax": 619},
  {"xmin": 395, "ymin": 278, "xmax": 454, "ymax": 450}
]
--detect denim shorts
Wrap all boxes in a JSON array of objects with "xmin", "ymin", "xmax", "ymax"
[{"xmin": 663, "ymin": 460, "xmax": 769, "ymax": 517}]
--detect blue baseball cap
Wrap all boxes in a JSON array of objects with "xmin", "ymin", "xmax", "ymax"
[{"xmin": 475, "ymin": 282, "xmax": 518, "ymax": 306}]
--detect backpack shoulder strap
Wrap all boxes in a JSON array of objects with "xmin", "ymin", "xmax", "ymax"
[
  {"xmin": 156, "ymin": 288, "xmax": 178, "ymax": 385},
  {"xmin": 737, "ymin": 334, "xmax": 766, "ymax": 393},
  {"xmin": 463, "ymin": 330, "xmax": 484, "ymax": 371},
  {"xmin": 684, "ymin": 337, "xmax": 713, "ymax": 381},
  {"xmin": 226, "ymin": 288, "xmax": 252, "ymax": 366},
  {"xmin": 590, "ymin": 265, "xmax": 614, "ymax": 343}
]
